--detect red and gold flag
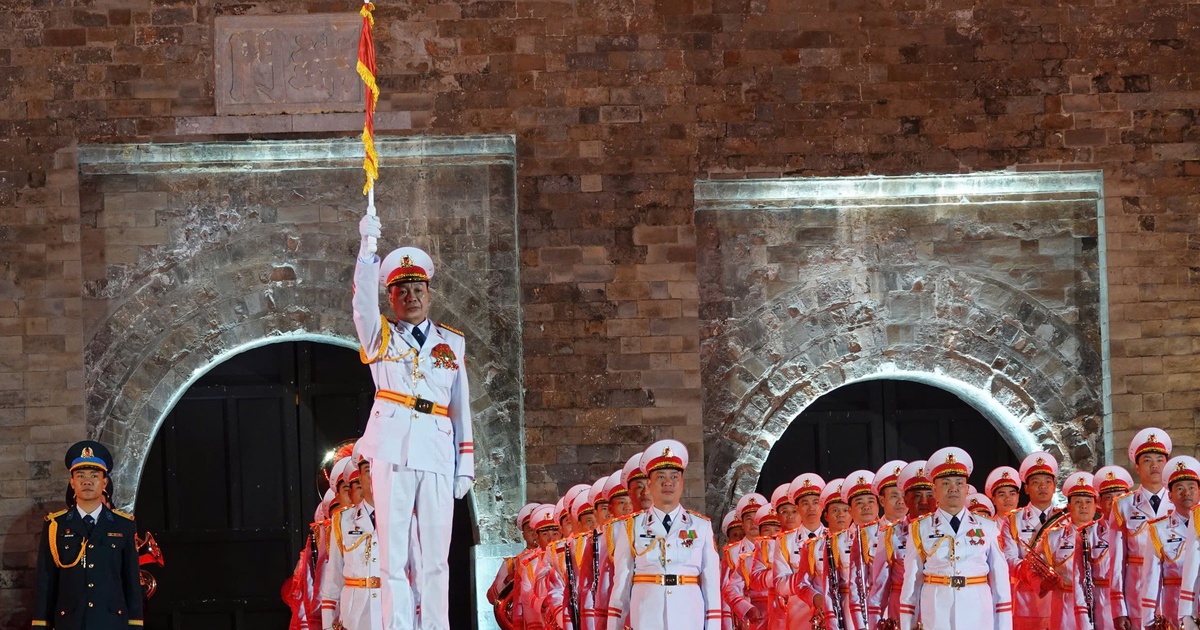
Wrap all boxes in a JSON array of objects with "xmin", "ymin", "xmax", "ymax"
[{"xmin": 356, "ymin": 1, "xmax": 379, "ymax": 195}]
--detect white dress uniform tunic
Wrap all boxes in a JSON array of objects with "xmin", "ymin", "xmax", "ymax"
[
  {"xmin": 760, "ymin": 474, "xmax": 826, "ymax": 630},
  {"xmin": 321, "ymin": 502, "xmax": 382, "ymax": 630},
  {"xmin": 1000, "ymin": 452, "xmax": 1060, "ymax": 630},
  {"xmin": 352, "ymin": 244, "xmax": 474, "ymax": 630},
  {"xmin": 899, "ymin": 448, "xmax": 1013, "ymax": 630},
  {"xmin": 869, "ymin": 461, "xmax": 931, "ymax": 629},
  {"xmin": 1176, "ymin": 505, "xmax": 1200, "ymax": 626},
  {"xmin": 1029, "ymin": 473, "xmax": 1126, "ymax": 630},
  {"xmin": 1139, "ymin": 456, "xmax": 1200, "ymax": 630},
  {"xmin": 1111, "ymin": 429, "xmax": 1174, "ymax": 629},
  {"xmin": 606, "ymin": 441, "xmax": 722, "ymax": 630}
]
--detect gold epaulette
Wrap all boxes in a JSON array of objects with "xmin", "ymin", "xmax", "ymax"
[
  {"xmin": 437, "ymin": 322, "xmax": 465, "ymax": 337},
  {"xmin": 687, "ymin": 509, "xmax": 710, "ymax": 521},
  {"xmin": 331, "ymin": 505, "xmax": 351, "ymax": 517},
  {"xmin": 45, "ymin": 509, "xmax": 67, "ymax": 522},
  {"xmin": 112, "ymin": 509, "xmax": 135, "ymax": 520}
]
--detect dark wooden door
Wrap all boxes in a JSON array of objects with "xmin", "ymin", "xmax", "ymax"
[
  {"xmin": 135, "ymin": 342, "xmax": 375, "ymax": 630},
  {"xmin": 757, "ymin": 380, "xmax": 1020, "ymax": 496}
]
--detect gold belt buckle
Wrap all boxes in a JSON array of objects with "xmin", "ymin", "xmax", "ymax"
[
  {"xmin": 662, "ymin": 575, "xmax": 678, "ymax": 586},
  {"xmin": 413, "ymin": 398, "xmax": 435, "ymax": 414},
  {"xmin": 950, "ymin": 576, "xmax": 966, "ymax": 589},
  {"xmin": 367, "ymin": 577, "xmax": 381, "ymax": 588}
]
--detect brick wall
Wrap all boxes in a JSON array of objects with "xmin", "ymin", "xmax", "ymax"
[{"xmin": 2, "ymin": 0, "xmax": 1199, "ymax": 624}]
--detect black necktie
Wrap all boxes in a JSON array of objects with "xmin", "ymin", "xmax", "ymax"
[
  {"xmin": 662, "ymin": 514, "xmax": 673, "ymax": 533},
  {"xmin": 808, "ymin": 532, "xmax": 817, "ymax": 539},
  {"xmin": 411, "ymin": 325, "xmax": 426, "ymax": 348},
  {"xmin": 949, "ymin": 515, "xmax": 961, "ymax": 533},
  {"xmin": 1150, "ymin": 495, "xmax": 1161, "ymax": 513},
  {"xmin": 369, "ymin": 510, "xmax": 376, "ymax": 529},
  {"xmin": 1040, "ymin": 511, "xmax": 1047, "ymax": 524},
  {"xmin": 84, "ymin": 514, "xmax": 95, "ymax": 534}
]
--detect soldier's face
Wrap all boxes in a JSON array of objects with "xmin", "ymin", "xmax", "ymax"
[
  {"xmin": 521, "ymin": 523, "xmax": 536, "ymax": 547},
  {"xmin": 70, "ymin": 468, "xmax": 108, "ymax": 503},
  {"xmin": 1068, "ymin": 495, "xmax": 1096, "ymax": 525},
  {"xmin": 758, "ymin": 523, "xmax": 781, "ymax": 538},
  {"xmin": 726, "ymin": 526, "xmax": 745, "ymax": 544},
  {"xmin": 337, "ymin": 480, "xmax": 351, "ymax": 506},
  {"xmin": 1138, "ymin": 453, "xmax": 1167, "ymax": 486},
  {"xmin": 1098, "ymin": 490, "xmax": 1122, "ymax": 517},
  {"xmin": 648, "ymin": 469, "xmax": 682, "ymax": 508},
  {"xmin": 880, "ymin": 486, "xmax": 906, "ymax": 520},
  {"xmin": 358, "ymin": 462, "xmax": 373, "ymax": 502},
  {"xmin": 850, "ymin": 495, "xmax": 878, "ymax": 525},
  {"xmin": 630, "ymin": 478, "xmax": 652, "ymax": 509},
  {"xmin": 824, "ymin": 502, "xmax": 851, "ymax": 533},
  {"xmin": 610, "ymin": 494, "xmax": 634, "ymax": 517},
  {"xmin": 559, "ymin": 516, "xmax": 573, "ymax": 537},
  {"xmin": 578, "ymin": 512, "xmax": 597, "ymax": 531},
  {"xmin": 595, "ymin": 502, "xmax": 610, "ymax": 523},
  {"xmin": 1171, "ymin": 479, "xmax": 1200, "ymax": 512},
  {"xmin": 905, "ymin": 488, "xmax": 936, "ymax": 517},
  {"xmin": 991, "ymin": 486, "xmax": 1020, "ymax": 513},
  {"xmin": 933, "ymin": 476, "xmax": 967, "ymax": 512},
  {"xmin": 536, "ymin": 527, "xmax": 561, "ymax": 547},
  {"xmin": 1025, "ymin": 473, "xmax": 1056, "ymax": 505},
  {"xmin": 778, "ymin": 502, "xmax": 801, "ymax": 530},
  {"xmin": 797, "ymin": 495, "xmax": 822, "ymax": 527},
  {"xmin": 349, "ymin": 480, "xmax": 363, "ymax": 505},
  {"xmin": 388, "ymin": 281, "xmax": 431, "ymax": 325}
]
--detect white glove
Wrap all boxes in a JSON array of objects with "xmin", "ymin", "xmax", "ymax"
[
  {"xmin": 453, "ymin": 476, "xmax": 473, "ymax": 500},
  {"xmin": 1183, "ymin": 617, "xmax": 1198, "ymax": 630},
  {"xmin": 358, "ymin": 214, "xmax": 381, "ymax": 259}
]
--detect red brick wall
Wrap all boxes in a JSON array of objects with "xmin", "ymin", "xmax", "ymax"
[{"xmin": 2, "ymin": 0, "xmax": 1199, "ymax": 624}]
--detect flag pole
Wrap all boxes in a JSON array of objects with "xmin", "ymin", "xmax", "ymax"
[{"xmin": 357, "ymin": 0, "xmax": 380, "ymax": 254}]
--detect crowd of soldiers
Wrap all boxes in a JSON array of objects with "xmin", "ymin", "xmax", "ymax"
[{"xmin": 485, "ymin": 427, "xmax": 1200, "ymax": 630}]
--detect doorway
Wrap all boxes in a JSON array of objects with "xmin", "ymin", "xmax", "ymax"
[
  {"xmin": 756, "ymin": 379, "xmax": 1021, "ymax": 496},
  {"xmin": 134, "ymin": 340, "xmax": 477, "ymax": 629}
]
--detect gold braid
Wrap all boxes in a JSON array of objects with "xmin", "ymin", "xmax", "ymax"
[{"xmin": 48, "ymin": 519, "xmax": 85, "ymax": 569}]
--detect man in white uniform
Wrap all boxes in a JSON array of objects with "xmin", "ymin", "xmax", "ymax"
[
  {"xmin": 899, "ymin": 447, "xmax": 1013, "ymax": 630},
  {"xmin": 607, "ymin": 440, "xmax": 722, "ymax": 630},
  {"xmin": 353, "ymin": 215, "xmax": 474, "ymax": 630},
  {"xmin": 1111, "ymin": 428, "xmax": 1173, "ymax": 630},
  {"xmin": 322, "ymin": 445, "xmax": 382, "ymax": 630},
  {"xmin": 1000, "ymin": 452, "xmax": 1060, "ymax": 630}
]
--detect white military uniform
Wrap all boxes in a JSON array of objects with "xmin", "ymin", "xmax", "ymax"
[
  {"xmin": 353, "ymin": 245, "xmax": 474, "ymax": 630},
  {"xmin": 607, "ymin": 439, "xmax": 722, "ymax": 630},
  {"xmin": 1112, "ymin": 429, "xmax": 1174, "ymax": 628},
  {"xmin": 763, "ymin": 523, "xmax": 823, "ymax": 630},
  {"xmin": 900, "ymin": 509, "xmax": 1013, "ymax": 630},
  {"xmin": 1140, "ymin": 503, "xmax": 1190, "ymax": 627},
  {"xmin": 1036, "ymin": 517, "xmax": 1125, "ymax": 630},
  {"xmin": 607, "ymin": 506, "xmax": 722, "ymax": 629},
  {"xmin": 869, "ymin": 517, "xmax": 913, "ymax": 628},
  {"xmin": 999, "ymin": 503, "xmax": 1057, "ymax": 628},
  {"xmin": 321, "ymin": 502, "xmax": 383, "ymax": 630},
  {"xmin": 1176, "ymin": 505, "xmax": 1200, "ymax": 625}
]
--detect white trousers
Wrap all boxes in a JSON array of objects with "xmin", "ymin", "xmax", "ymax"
[{"xmin": 373, "ymin": 461, "xmax": 453, "ymax": 630}]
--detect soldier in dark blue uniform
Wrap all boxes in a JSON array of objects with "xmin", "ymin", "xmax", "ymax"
[{"xmin": 33, "ymin": 441, "xmax": 143, "ymax": 629}]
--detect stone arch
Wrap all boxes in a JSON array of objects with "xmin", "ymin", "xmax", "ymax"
[
  {"xmin": 696, "ymin": 172, "xmax": 1106, "ymax": 513},
  {"xmin": 78, "ymin": 137, "xmax": 523, "ymax": 547}
]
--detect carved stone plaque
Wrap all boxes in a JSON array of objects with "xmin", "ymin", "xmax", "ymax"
[{"xmin": 214, "ymin": 14, "xmax": 364, "ymax": 115}]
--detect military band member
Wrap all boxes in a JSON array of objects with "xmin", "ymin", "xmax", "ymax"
[
  {"xmin": 789, "ymin": 478, "xmax": 852, "ymax": 630},
  {"xmin": 1139, "ymin": 455, "xmax": 1199, "ymax": 630},
  {"xmin": 321, "ymin": 446, "xmax": 382, "ymax": 630},
  {"xmin": 623, "ymin": 454, "xmax": 653, "ymax": 513},
  {"xmin": 1001, "ymin": 451, "xmax": 1060, "ymax": 630},
  {"xmin": 489, "ymin": 503, "xmax": 540, "ymax": 629},
  {"xmin": 969, "ymin": 494, "xmax": 997, "ymax": 519},
  {"xmin": 747, "ymin": 503, "xmax": 786, "ymax": 629},
  {"xmin": 842, "ymin": 470, "xmax": 880, "ymax": 630},
  {"xmin": 521, "ymin": 505, "xmax": 563, "ymax": 630},
  {"xmin": 34, "ymin": 441, "xmax": 143, "ymax": 630},
  {"xmin": 869, "ymin": 460, "xmax": 936, "ymax": 630},
  {"xmin": 597, "ymin": 470, "xmax": 636, "ymax": 630},
  {"xmin": 1023, "ymin": 472, "xmax": 1126, "ymax": 630},
  {"xmin": 720, "ymin": 511, "xmax": 743, "ymax": 630},
  {"xmin": 592, "ymin": 478, "xmax": 612, "ymax": 526},
  {"xmin": 725, "ymin": 493, "xmax": 769, "ymax": 626},
  {"xmin": 766, "ymin": 474, "xmax": 826, "ymax": 630},
  {"xmin": 607, "ymin": 440, "xmax": 722, "ymax": 630},
  {"xmin": 987, "ymin": 467, "xmax": 1022, "ymax": 517},
  {"xmin": 1094, "ymin": 467, "xmax": 1133, "ymax": 522},
  {"xmin": 875, "ymin": 462, "xmax": 910, "ymax": 528},
  {"xmin": 899, "ymin": 447, "xmax": 1013, "ymax": 630},
  {"xmin": 1112, "ymin": 429, "xmax": 1174, "ymax": 630},
  {"xmin": 353, "ymin": 216, "xmax": 475, "ymax": 630},
  {"xmin": 1177, "ymin": 472, "xmax": 1200, "ymax": 630}
]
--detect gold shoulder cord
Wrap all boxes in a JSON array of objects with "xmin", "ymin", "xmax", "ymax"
[
  {"xmin": 333, "ymin": 516, "xmax": 371, "ymax": 554},
  {"xmin": 360, "ymin": 315, "xmax": 392, "ymax": 364},
  {"xmin": 48, "ymin": 519, "xmax": 85, "ymax": 569}
]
